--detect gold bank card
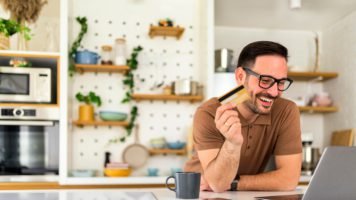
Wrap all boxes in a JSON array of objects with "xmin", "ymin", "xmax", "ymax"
[{"xmin": 218, "ymin": 85, "xmax": 250, "ymax": 105}]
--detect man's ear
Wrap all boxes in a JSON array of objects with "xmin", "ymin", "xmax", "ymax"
[{"xmin": 235, "ymin": 67, "xmax": 245, "ymax": 85}]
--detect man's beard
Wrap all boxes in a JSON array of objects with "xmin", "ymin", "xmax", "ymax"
[{"xmin": 246, "ymin": 93, "xmax": 278, "ymax": 114}]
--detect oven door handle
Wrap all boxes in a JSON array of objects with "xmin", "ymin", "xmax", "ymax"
[{"xmin": 0, "ymin": 120, "xmax": 54, "ymax": 126}]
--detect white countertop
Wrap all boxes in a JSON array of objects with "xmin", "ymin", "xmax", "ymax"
[{"xmin": 0, "ymin": 187, "xmax": 307, "ymax": 200}]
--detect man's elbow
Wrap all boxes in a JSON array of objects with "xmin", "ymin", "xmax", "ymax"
[
  {"xmin": 279, "ymin": 177, "xmax": 299, "ymax": 191},
  {"xmin": 207, "ymin": 180, "xmax": 231, "ymax": 193},
  {"xmin": 210, "ymin": 184, "xmax": 230, "ymax": 193}
]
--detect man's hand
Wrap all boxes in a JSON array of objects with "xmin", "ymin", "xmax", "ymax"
[{"xmin": 215, "ymin": 102, "xmax": 243, "ymax": 146}]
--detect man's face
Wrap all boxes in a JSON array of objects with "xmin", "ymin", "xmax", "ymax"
[{"xmin": 242, "ymin": 55, "xmax": 288, "ymax": 114}]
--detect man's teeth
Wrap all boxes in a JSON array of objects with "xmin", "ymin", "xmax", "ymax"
[{"xmin": 260, "ymin": 97, "xmax": 272, "ymax": 103}]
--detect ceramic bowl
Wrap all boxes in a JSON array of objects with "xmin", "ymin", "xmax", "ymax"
[
  {"xmin": 99, "ymin": 111, "xmax": 128, "ymax": 121},
  {"xmin": 150, "ymin": 137, "xmax": 166, "ymax": 149},
  {"xmin": 70, "ymin": 169, "xmax": 96, "ymax": 177},
  {"xmin": 170, "ymin": 167, "xmax": 182, "ymax": 176},
  {"xmin": 147, "ymin": 168, "xmax": 159, "ymax": 176},
  {"xmin": 167, "ymin": 141, "xmax": 186, "ymax": 149},
  {"xmin": 104, "ymin": 168, "xmax": 131, "ymax": 177}
]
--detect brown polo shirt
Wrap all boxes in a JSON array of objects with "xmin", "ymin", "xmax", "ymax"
[{"xmin": 184, "ymin": 97, "xmax": 302, "ymax": 176}]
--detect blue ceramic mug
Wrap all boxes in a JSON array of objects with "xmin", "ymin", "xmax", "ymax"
[
  {"xmin": 75, "ymin": 50, "xmax": 100, "ymax": 64},
  {"xmin": 166, "ymin": 172, "xmax": 201, "ymax": 199}
]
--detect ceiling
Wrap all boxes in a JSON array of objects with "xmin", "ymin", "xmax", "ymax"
[{"xmin": 215, "ymin": 0, "xmax": 356, "ymax": 31}]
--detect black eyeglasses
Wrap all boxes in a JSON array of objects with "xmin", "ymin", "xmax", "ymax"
[{"xmin": 242, "ymin": 67, "xmax": 293, "ymax": 91}]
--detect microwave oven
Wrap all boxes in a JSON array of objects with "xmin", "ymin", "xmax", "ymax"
[{"xmin": 0, "ymin": 67, "xmax": 51, "ymax": 103}]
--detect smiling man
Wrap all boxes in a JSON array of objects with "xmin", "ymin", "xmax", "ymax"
[{"xmin": 184, "ymin": 41, "xmax": 302, "ymax": 192}]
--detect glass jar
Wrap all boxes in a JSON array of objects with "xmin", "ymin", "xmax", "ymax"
[
  {"xmin": 114, "ymin": 38, "xmax": 126, "ymax": 65},
  {"xmin": 101, "ymin": 45, "xmax": 113, "ymax": 65}
]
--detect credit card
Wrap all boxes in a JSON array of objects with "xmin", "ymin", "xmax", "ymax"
[{"xmin": 218, "ymin": 85, "xmax": 250, "ymax": 105}]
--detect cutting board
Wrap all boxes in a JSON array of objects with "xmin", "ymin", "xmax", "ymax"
[{"xmin": 331, "ymin": 129, "xmax": 355, "ymax": 146}]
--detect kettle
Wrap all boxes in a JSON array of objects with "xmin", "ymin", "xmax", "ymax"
[{"xmin": 302, "ymin": 141, "xmax": 320, "ymax": 175}]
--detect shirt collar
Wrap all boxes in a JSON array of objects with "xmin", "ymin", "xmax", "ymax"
[{"xmin": 236, "ymin": 108, "xmax": 271, "ymax": 126}]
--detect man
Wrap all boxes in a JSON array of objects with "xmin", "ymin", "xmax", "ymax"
[{"xmin": 184, "ymin": 41, "xmax": 302, "ymax": 192}]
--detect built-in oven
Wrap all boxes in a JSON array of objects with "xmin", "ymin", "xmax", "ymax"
[{"xmin": 0, "ymin": 108, "xmax": 59, "ymax": 176}]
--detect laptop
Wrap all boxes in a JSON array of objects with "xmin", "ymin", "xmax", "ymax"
[{"xmin": 256, "ymin": 146, "xmax": 356, "ymax": 200}]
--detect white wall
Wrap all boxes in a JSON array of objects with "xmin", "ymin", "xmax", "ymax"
[
  {"xmin": 213, "ymin": 26, "xmax": 325, "ymax": 148},
  {"xmin": 322, "ymin": 11, "xmax": 356, "ymax": 146},
  {"xmin": 67, "ymin": 0, "xmax": 202, "ymax": 177}
]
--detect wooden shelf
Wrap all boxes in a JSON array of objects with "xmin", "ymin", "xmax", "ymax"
[
  {"xmin": 148, "ymin": 25, "xmax": 185, "ymax": 39},
  {"xmin": 75, "ymin": 64, "xmax": 130, "ymax": 74},
  {"xmin": 72, "ymin": 120, "xmax": 129, "ymax": 127},
  {"xmin": 149, "ymin": 148, "xmax": 187, "ymax": 155},
  {"xmin": 288, "ymin": 71, "xmax": 338, "ymax": 81},
  {"xmin": 298, "ymin": 106, "xmax": 338, "ymax": 113},
  {"xmin": 132, "ymin": 94, "xmax": 203, "ymax": 102}
]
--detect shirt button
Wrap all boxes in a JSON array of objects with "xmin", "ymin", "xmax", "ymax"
[
  {"xmin": 249, "ymin": 125, "xmax": 253, "ymax": 128},
  {"xmin": 247, "ymin": 146, "xmax": 250, "ymax": 149},
  {"xmin": 249, "ymin": 136, "xmax": 252, "ymax": 139}
]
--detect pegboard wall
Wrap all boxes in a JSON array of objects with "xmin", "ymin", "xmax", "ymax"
[{"xmin": 68, "ymin": 0, "xmax": 201, "ymax": 176}]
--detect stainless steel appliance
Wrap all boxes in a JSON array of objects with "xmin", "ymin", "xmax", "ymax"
[
  {"xmin": 302, "ymin": 140, "xmax": 320, "ymax": 175},
  {"xmin": 172, "ymin": 79, "xmax": 199, "ymax": 96},
  {"xmin": 0, "ymin": 107, "xmax": 59, "ymax": 176},
  {"xmin": 0, "ymin": 67, "xmax": 51, "ymax": 103}
]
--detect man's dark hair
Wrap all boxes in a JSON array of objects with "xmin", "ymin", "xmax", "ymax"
[{"xmin": 237, "ymin": 41, "xmax": 288, "ymax": 68}]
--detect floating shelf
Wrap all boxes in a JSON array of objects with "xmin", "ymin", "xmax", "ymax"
[
  {"xmin": 149, "ymin": 148, "xmax": 187, "ymax": 155},
  {"xmin": 288, "ymin": 71, "xmax": 338, "ymax": 81},
  {"xmin": 75, "ymin": 64, "xmax": 130, "ymax": 74},
  {"xmin": 148, "ymin": 25, "xmax": 185, "ymax": 39},
  {"xmin": 298, "ymin": 106, "xmax": 338, "ymax": 113},
  {"xmin": 132, "ymin": 94, "xmax": 203, "ymax": 102},
  {"xmin": 72, "ymin": 120, "xmax": 129, "ymax": 127}
]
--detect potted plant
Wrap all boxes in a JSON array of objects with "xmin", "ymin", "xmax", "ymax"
[
  {"xmin": 0, "ymin": 18, "xmax": 31, "ymax": 50},
  {"xmin": 75, "ymin": 91, "xmax": 102, "ymax": 122}
]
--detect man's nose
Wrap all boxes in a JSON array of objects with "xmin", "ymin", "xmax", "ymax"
[{"xmin": 267, "ymin": 82, "xmax": 279, "ymax": 97}]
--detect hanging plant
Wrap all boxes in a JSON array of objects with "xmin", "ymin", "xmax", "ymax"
[
  {"xmin": 68, "ymin": 17, "xmax": 88, "ymax": 76},
  {"xmin": 122, "ymin": 46, "xmax": 143, "ymax": 103},
  {"xmin": 109, "ymin": 46, "xmax": 143, "ymax": 143}
]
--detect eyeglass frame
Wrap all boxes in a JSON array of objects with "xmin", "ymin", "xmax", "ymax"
[{"xmin": 242, "ymin": 67, "xmax": 293, "ymax": 91}]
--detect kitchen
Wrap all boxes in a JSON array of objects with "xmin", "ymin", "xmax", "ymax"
[{"xmin": 0, "ymin": 0, "xmax": 356, "ymax": 197}]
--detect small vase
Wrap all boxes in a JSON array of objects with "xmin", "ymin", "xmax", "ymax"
[
  {"xmin": 17, "ymin": 32, "xmax": 29, "ymax": 51},
  {"xmin": 17, "ymin": 21, "xmax": 29, "ymax": 51}
]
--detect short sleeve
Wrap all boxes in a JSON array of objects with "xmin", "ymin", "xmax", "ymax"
[
  {"xmin": 273, "ymin": 103, "xmax": 302, "ymax": 155},
  {"xmin": 193, "ymin": 106, "xmax": 225, "ymax": 151}
]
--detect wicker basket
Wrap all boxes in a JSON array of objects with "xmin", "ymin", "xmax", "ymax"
[{"xmin": 0, "ymin": 33, "xmax": 10, "ymax": 50}]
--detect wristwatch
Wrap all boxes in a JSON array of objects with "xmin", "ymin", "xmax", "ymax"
[{"xmin": 230, "ymin": 175, "xmax": 240, "ymax": 191}]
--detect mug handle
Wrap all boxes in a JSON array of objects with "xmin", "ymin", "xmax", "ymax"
[{"xmin": 165, "ymin": 175, "xmax": 176, "ymax": 192}]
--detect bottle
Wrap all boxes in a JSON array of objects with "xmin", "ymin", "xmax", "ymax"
[
  {"xmin": 101, "ymin": 45, "xmax": 113, "ymax": 65},
  {"xmin": 114, "ymin": 38, "xmax": 126, "ymax": 65},
  {"xmin": 104, "ymin": 152, "xmax": 111, "ymax": 168}
]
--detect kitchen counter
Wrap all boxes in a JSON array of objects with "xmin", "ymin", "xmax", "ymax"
[
  {"xmin": 0, "ymin": 187, "xmax": 306, "ymax": 200},
  {"xmin": 0, "ymin": 175, "xmax": 311, "ymax": 190}
]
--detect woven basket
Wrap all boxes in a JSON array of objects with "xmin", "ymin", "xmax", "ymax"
[{"xmin": 0, "ymin": 33, "xmax": 10, "ymax": 50}]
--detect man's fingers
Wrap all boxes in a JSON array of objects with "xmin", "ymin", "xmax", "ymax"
[
  {"xmin": 215, "ymin": 102, "xmax": 237, "ymax": 120},
  {"xmin": 215, "ymin": 110, "xmax": 238, "ymax": 125}
]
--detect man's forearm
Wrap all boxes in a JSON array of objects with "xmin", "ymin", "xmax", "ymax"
[
  {"xmin": 238, "ymin": 169, "xmax": 300, "ymax": 191},
  {"xmin": 204, "ymin": 141, "xmax": 241, "ymax": 192}
]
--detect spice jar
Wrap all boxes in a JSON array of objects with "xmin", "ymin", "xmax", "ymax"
[
  {"xmin": 114, "ymin": 38, "xmax": 126, "ymax": 65},
  {"xmin": 101, "ymin": 45, "xmax": 113, "ymax": 65}
]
